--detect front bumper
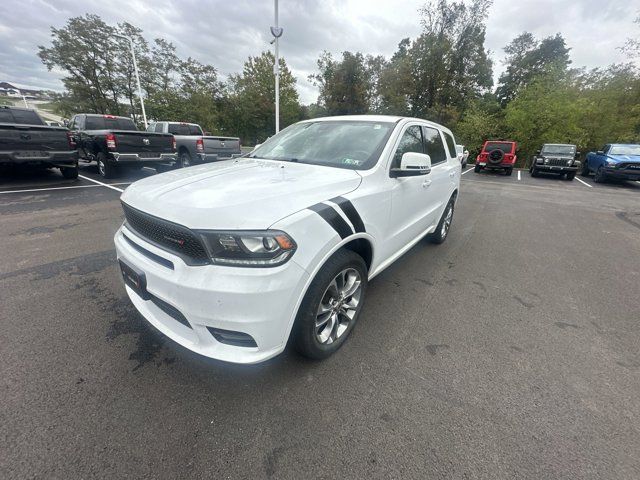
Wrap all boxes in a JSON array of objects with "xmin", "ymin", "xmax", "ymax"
[
  {"xmin": 114, "ymin": 225, "xmax": 310, "ymax": 364},
  {"xmin": 535, "ymin": 165, "xmax": 579, "ymax": 173},
  {"xmin": 603, "ymin": 167, "xmax": 640, "ymax": 181},
  {"xmin": 111, "ymin": 152, "xmax": 177, "ymax": 163},
  {"xmin": 0, "ymin": 150, "xmax": 78, "ymax": 167}
]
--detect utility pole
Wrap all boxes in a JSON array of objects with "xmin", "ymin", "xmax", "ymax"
[
  {"xmin": 270, "ymin": 0, "xmax": 283, "ymax": 133},
  {"xmin": 114, "ymin": 34, "xmax": 148, "ymax": 128}
]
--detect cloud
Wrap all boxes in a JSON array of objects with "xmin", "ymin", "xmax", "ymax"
[{"xmin": 0, "ymin": 0, "xmax": 636, "ymax": 103}]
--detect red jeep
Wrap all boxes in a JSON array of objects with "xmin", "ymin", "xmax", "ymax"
[{"xmin": 474, "ymin": 140, "xmax": 518, "ymax": 176}]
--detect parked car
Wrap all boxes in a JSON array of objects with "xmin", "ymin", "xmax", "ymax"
[
  {"xmin": 0, "ymin": 106, "xmax": 78, "ymax": 178},
  {"xmin": 474, "ymin": 140, "xmax": 517, "ymax": 175},
  {"xmin": 147, "ymin": 121, "xmax": 241, "ymax": 167},
  {"xmin": 68, "ymin": 114, "xmax": 177, "ymax": 178},
  {"xmin": 455, "ymin": 144, "xmax": 469, "ymax": 168},
  {"xmin": 529, "ymin": 143, "xmax": 580, "ymax": 180},
  {"xmin": 115, "ymin": 115, "xmax": 461, "ymax": 364},
  {"xmin": 582, "ymin": 144, "xmax": 640, "ymax": 183}
]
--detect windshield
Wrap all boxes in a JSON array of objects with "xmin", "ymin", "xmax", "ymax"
[
  {"xmin": 609, "ymin": 145, "xmax": 640, "ymax": 155},
  {"xmin": 248, "ymin": 120, "xmax": 395, "ymax": 170},
  {"xmin": 542, "ymin": 144, "xmax": 575, "ymax": 155},
  {"xmin": 484, "ymin": 142, "xmax": 513, "ymax": 153}
]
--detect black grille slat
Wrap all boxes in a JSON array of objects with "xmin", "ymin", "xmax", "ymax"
[
  {"xmin": 121, "ymin": 203, "xmax": 210, "ymax": 265},
  {"xmin": 547, "ymin": 158, "xmax": 571, "ymax": 166}
]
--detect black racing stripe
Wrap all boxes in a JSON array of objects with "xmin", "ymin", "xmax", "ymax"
[
  {"xmin": 330, "ymin": 196, "xmax": 366, "ymax": 233},
  {"xmin": 308, "ymin": 203, "xmax": 353, "ymax": 239}
]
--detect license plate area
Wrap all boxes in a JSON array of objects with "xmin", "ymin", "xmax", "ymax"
[
  {"xmin": 119, "ymin": 259, "xmax": 150, "ymax": 300},
  {"xmin": 16, "ymin": 151, "xmax": 46, "ymax": 158}
]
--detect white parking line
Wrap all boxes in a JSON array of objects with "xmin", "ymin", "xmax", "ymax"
[
  {"xmin": 0, "ymin": 182, "xmax": 130, "ymax": 195},
  {"xmin": 574, "ymin": 177, "xmax": 593, "ymax": 188},
  {"xmin": 461, "ymin": 167, "xmax": 474, "ymax": 175},
  {"xmin": 78, "ymin": 175, "xmax": 125, "ymax": 193},
  {"xmin": 517, "ymin": 170, "xmax": 521, "ymax": 181}
]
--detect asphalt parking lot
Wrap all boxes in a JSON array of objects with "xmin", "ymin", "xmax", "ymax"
[{"xmin": 2, "ymin": 164, "xmax": 640, "ymax": 479}]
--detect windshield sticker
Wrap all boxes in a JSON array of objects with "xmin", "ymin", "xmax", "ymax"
[{"xmin": 342, "ymin": 158, "xmax": 363, "ymax": 166}]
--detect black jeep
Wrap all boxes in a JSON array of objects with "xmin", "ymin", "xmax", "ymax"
[{"xmin": 529, "ymin": 144, "xmax": 581, "ymax": 181}]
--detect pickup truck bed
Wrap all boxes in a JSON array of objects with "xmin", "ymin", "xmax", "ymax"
[
  {"xmin": 147, "ymin": 122, "xmax": 241, "ymax": 167},
  {"xmin": 69, "ymin": 114, "xmax": 177, "ymax": 178},
  {"xmin": 0, "ymin": 106, "xmax": 78, "ymax": 178}
]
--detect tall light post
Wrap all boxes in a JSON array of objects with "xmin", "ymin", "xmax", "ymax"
[
  {"xmin": 114, "ymin": 34, "xmax": 147, "ymax": 128},
  {"xmin": 270, "ymin": 0, "xmax": 283, "ymax": 133}
]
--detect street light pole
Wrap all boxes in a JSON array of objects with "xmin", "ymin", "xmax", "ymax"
[
  {"xmin": 115, "ymin": 34, "xmax": 147, "ymax": 128},
  {"xmin": 270, "ymin": 0, "xmax": 283, "ymax": 134}
]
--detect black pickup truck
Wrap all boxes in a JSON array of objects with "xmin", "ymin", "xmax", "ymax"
[
  {"xmin": 0, "ymin": 106, "xmax": 78, "ymax": 178},
  {"xmin": 69, "ymin": 114, "xmax": 177, "ymax": 178}
]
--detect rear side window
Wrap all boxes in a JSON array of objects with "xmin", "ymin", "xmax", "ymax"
[
  {"xmin": 155, "ymin": 123, "xmax": 164, "ymax": 133},
  {"xmin": 189, "ymin": 124, "xmax": 203, "ymax": 135},
  {"xmin": 443, "ymin": 132, "xmax": 456, "ymax": 159},
  {"xmin": 392, "ymin": 125, "xmax": 424, "ymax": 168},
  {"xmin": 85, "ymin": 116, "xmax": 137, "ymax": 130},
  {"xmin": 0, "ymin": 108, "xmax": 45, "ymax": 125},
  {"xmin": 423, "ymin": 127, "xmax": 447, "ymax": 165},
  {"xmin": 168, "ymin": 124, "xmax": 190, "ymax": 135}
]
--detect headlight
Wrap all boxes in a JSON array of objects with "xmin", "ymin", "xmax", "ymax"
[
  {"xmin": 544, "ymin": 158, "xmax": 549, "ymax": 164},
  {"xmin": 198, "ymin": 230, "xmax": 297, "ymax": 267},
  {"xmin": 567, "ymin": 159, "xmax": 572, "ymax": 165}
]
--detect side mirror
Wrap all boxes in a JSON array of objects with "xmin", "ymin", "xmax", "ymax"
[
  {"xmin": 252, "ymin": 143, "xmax": 262, "ymax": 151},
  {"xmin": 390, "ymin": 152, "xmax": 431, "ymax": 178},
  {"xmin": 596, "ymin": 150, "xmax": 604, "ymax": 155},
  {"xmin": 535, "ymin": 150, "xmax": 541, "ymax": 155},
  {"xmin": 575, "ymin": 151, "xmax": 581, "ymax": 157}
]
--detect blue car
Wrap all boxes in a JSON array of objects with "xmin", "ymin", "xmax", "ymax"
[{"xmin": 582, "ymin": 144, "xmax": 640, "ymax": 183}]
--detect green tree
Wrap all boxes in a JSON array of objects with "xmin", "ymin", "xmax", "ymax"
[
  {"xmin": 496, "ymin": 32, "xmax": 571, "ymax": 106},
  {"xmin": 221, "ymin": 51, "xmax": 301, "ymax": 144}
]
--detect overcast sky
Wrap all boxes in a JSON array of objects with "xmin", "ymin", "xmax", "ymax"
[{"xmin": 0, "ymin": 0, "xmax": 637, "ymax": 104}]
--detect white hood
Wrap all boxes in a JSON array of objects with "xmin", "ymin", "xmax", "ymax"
[{"xmin": 120, "ymin": 158, "xmax": 362, "ymax": 230}]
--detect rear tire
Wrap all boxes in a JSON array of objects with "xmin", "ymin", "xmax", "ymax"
[
  {"xmin": 292, "ymin": 249, "xmax": 368, "ymax": 360},
  {"xmin": 505, "ymin": 168, "xmax": 513, "ymax": 176},
  {"xmin": 474, "ymin": 164, "xmax": 481, "ymax": 173},
  {"xmin": 97, "ymin": 153, "xmax": 116, "ymax": 179},
  {"xmin": 179, "ymin": 151, "xmax": 192, "ymax": 168},
  {"xmin": 428, "ymin": 198, "xmax": 455, "ymax": 244},
  {"xmin": 60, "ymin": 166, "xmax": 78, "ymax": 179}
]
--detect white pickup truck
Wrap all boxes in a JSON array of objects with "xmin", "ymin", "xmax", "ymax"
[
  {"xmin": 147, "ymin": 121, "xmax": 241, "ymax": 167},
  {"xmin": 115, "ymin": 115, "xmax": 461, "ymax": 364}
]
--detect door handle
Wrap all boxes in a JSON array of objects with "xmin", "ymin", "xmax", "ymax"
[
  {"xmin": 449, "ymin": 171, "xmax": 456, "ymax": 178},
  {"xmin": 422, "ymin": 179, "xmax": 432, "ymax": 188}
]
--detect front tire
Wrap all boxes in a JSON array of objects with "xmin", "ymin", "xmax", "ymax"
[
  {"xmin": 565, "ymin": 172, "xmax": 576, "ymax": 181},
  {"xmin": 594, "ymin": 166, "xmax": 606, "ymax": 183},
  {"xmin": 292, "ymin": 249, "xmax": 368, "ymax": 360},
  {"xmin": 97, "ymin": 153, "xmax": 116, "ymax": 179},
  {"xmin": 530, "ymin": 167, "xmax": 538, "ymax": 177},
  {"xmin": 428, "ymin": 198, "xmax": 455, "ymax": 244},
  {"xmin": 581, "ymin": 162, "xmax": 590, "ymax": 177}
]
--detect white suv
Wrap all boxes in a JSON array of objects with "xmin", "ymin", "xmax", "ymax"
[{"xmin": 115, "ymin": 115, "xmax": 461, "ymax": 364}]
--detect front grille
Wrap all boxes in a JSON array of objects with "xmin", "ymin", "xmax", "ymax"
[
  {"xmin": 547, "ymin": 158, "xmax": 570, "ymax": 166},
  {"xmin": 122, "ymin": 202, "xmax": 210, "ymax": 265}
]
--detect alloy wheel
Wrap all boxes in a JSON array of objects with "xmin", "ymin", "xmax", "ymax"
[
  {"xmin": 441, "ymin": 204, "xmax": 453, "ymax": 238},
  {"xmin": 315, "ymin": 268, "xmax": 362, "ymax": 345}
]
